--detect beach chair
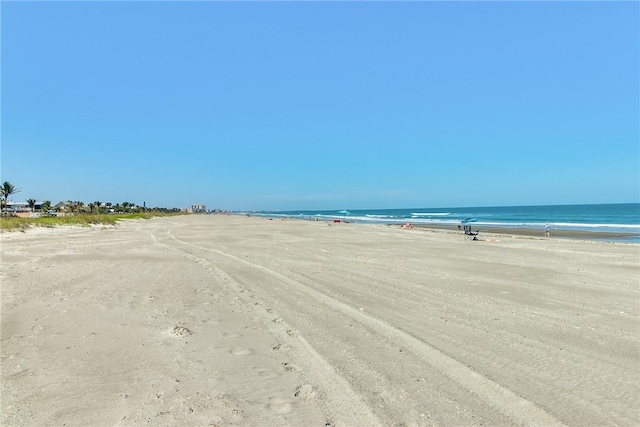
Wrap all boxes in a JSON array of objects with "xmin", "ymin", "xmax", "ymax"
[{"xmin": 463, "ymin": 224, "xmax": 479, "ymax": 240}]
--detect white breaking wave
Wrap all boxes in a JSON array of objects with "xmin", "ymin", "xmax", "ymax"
[{"xmin": 411, "ymin": 212, "xmax": 451, "ymax": 217}]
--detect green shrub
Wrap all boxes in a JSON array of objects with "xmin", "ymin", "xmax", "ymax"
[{"xmin": 0, "ymin": 212, "xmax": 183, "ymax": 232}]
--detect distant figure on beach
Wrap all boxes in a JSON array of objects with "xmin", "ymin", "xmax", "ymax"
[
  {"xmin": 457, "ymin": 222, "xmax": 462, "ymax": 231},
  {"xmin": 545, "ymin": 223, "xmax": 550, "ymax": 237},
  {"xmin": 401, "ymin": 222, "xmax": 414, "ymax": 229}
]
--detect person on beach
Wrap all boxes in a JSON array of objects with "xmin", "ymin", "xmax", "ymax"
[{"xmin": 545, "ymin": 223, "xmax": 550, "ymax": 237}]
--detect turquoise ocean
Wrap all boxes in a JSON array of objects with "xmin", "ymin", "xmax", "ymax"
[{"xmin": 252, "ymin": 203, "xmax": 640, "ymax": 242}]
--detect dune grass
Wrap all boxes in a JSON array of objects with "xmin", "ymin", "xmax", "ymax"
[{"xmin": 0, "ymin": 212, "xmax": 181, "ymax": 232}]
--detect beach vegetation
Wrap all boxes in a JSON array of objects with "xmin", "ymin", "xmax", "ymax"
[
  {"xmin": 41, "ymin": 200, "xmax": 52, "ymax": 213},
  {"xmin": 1, "ymin": 181, "xmax": 20, "ymax": 214},
  {"xmin": 26, "ymin": 198, "xmax": 38, "ymax": 212},
  {"xmin": 0, "ymin": 212, "xmax": 184, "ymax": 232},
  {"xmin": 0, "ymin": 180, "xmax": 191, "ymax": 232},
  {"xmin": 92, "ymin": 201, "xmax": 103, "ymax": 214}
]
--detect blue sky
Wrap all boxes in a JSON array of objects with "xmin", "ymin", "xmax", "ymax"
[{"xmin": 2, "ymin": 1, "xmax": 638, "ymax": 211}]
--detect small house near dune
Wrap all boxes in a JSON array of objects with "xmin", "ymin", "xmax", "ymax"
[
  {"xmin": 4, "ymin": 201, "xmax": 46, "ymax": 218},
  {"xmin": 191, "ymin": 204, "xmax": 207, "ymax": 213},
  {"xmin": 52, "ymin": 201, "xmax": 70, "ymax": 211},
  {"xmin": 48, "ymin": 201, "xmax": 86, "ymax": 216},
  {"xmin": 6, "ymin": 201, "xmax": 43, "ymax": 212}
]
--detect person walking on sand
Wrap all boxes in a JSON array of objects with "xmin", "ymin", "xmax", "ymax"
[{"xmin": 545, "ymin": 223, "xmax": 551, "ymax": 237}]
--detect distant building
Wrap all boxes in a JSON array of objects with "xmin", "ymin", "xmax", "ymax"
[
  {"xmin": 6, "ymin": 201, "xmax": 43, "ymax": 212},
  {"xmin": 191, "ymin": 204, "xmax": 206, "ymax": 213},
  {"xmin": 52, "ymin": 201, "xmax": 70, "ymax": 211}
]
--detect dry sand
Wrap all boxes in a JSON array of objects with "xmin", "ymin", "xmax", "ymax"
[{"xmin": 1, "ymin": 215, "xmax": 638, "ymax": 426}]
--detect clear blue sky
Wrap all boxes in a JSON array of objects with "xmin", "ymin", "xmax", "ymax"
[{"xmin": 2, "ymin": 1, "xmax": 638, "ymax": 211}]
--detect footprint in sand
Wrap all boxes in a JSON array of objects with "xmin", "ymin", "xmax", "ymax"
[
  {"xmin": 223, "ymin": 332, "xmax": 241, "ymax": 338},
  {"xmin": 201, "ymin": 318, "xmax": 222, "ymax": 325},
  {"xmin": 282, "ymin": 362, "xmax": 300, "ymax": 372},
  {"xmin": 169, "ymin": 325, "xmax": 192, "ymax": 337},
  {"xmin": 230, "ymin": 348, "xmax": 252, "ymax": 356},
  {"xmin": 272, "ymin": 343, "xmax": 291, "ymax": 352},
  {"xmin": 257, "ymin": 369, "xmax": 279, "ymax": 379},
  {"xmin": 294, "ymin": 384, "xmax": 316, "ymax": 401},
  {"xmin": 267, "ymin": 397, "xmax": 293, "ymax": 414}
]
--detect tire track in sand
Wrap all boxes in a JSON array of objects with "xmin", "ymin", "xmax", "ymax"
[
  {"xmin": 149, "ymin": 228, "xmax": 382, "ymax": 427},
  {"xmin": 158, "ymin": 226, "xmax": 566, "ymax": 427}
]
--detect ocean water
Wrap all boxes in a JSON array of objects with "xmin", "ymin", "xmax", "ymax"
[{"xmin": 251, "ymin": 203, "xmax": 640, "ymax": 242}]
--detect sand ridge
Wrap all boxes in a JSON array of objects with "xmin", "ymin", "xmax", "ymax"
[{"xmin": 2, "ymin": 215, "xmax": 639, "ymax": 426}]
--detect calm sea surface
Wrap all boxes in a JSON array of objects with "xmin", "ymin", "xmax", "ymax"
[{"xmin": 251, "ymin": 203, "xmax": 640, "ymax": 243}]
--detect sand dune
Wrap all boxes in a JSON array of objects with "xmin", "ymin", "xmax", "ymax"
[{"xmin": 2, "ymin": 215, "xmax": 638, "ymax": 426}]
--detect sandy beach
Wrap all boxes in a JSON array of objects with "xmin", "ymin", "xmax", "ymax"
[{"xmin": 1, "ymin": 215, "xmax": 638, "ymax": 426}]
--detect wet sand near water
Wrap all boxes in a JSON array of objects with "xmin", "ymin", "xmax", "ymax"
[{"xmin": 414, "ymin": 223, "xmax": 640, "ymax": 242}]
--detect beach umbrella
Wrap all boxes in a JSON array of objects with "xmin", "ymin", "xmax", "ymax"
[
  {"xmin": 462, "ymin": 217, "xmax": 477, "ymax": 224},
  {"xmin": 337, "ymin": 210, "xmax": 351, "ymax": 221}
]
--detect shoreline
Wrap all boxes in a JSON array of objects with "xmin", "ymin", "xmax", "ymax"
[
  {"xmin": 407, "ymin": 223, "xmax": 640, "ymax": 243},
  {"xmin": 2, "ymin": 215, "xmax": 639, "ymax": 243},
  {"xmin": 271, "ymin": 215, "xmax": 640, "ymax": 243}
]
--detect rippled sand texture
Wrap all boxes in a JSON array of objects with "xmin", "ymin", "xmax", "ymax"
[{"xmin": 2, "ymin": 215, "xmax": 638, "ymax": 426}]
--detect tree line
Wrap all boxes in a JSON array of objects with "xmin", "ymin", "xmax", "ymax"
[{"xmin": 1, "ymin": 181, "xmax": 180, "ymax": 215}]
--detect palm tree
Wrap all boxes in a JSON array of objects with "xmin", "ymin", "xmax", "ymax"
[
  {"xmin": 93, "ymin": 201, "xmax": 102, "ymax": 214},
  {"xmin": 67, "ymin": 200, "xmax": 84, "ymax": 214},
  {"xmin": 26, "ymin": 198, "xmax": 37, "ymax": 212},
  {"xmin": 41, "ymin": 200, "xmax": 52, "ymax": 214},
  {"xmin": 1, "ymin": 181, "xmax": 19, "ymax": 214}
]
